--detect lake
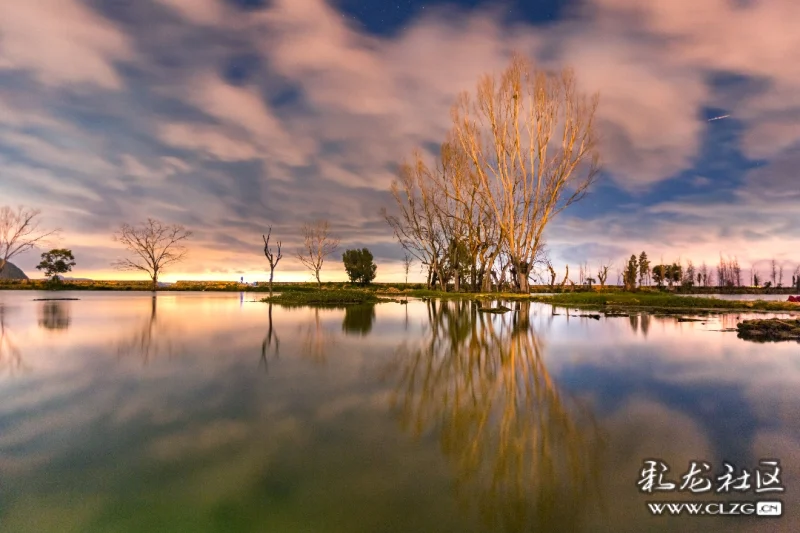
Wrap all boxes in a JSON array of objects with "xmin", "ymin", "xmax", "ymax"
[{"xmin": 0, "ymin": 291, "xmax": 797, "ymax": 532}]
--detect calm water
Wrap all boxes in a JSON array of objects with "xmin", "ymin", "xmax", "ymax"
[{"xmin": 0, "ymin": 291, "xmax": 798, "ymax": 532}]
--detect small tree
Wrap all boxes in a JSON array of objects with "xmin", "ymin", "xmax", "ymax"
[
  {"xmin": 262, "ymin": 227, "xmax": 282, "ymax": 298},
  {"xmin": 638, "ymin": 252, "xmax": 650, "ymax": 286},
  {"xmin": 652, "ymin": 265, "xmax": 667, "ymax": 288},
  {"xmin": 1, "ymin": 205, "xmax": 58, "ymax": 274},
  {"xmin": 683, "ymin": 260, "xmax": 695, "ymax": 287},
  {"xmin": 297, "ymin": 220, "xmax": 340, "ymax": 289},
  {"xmin": 36, "ymin": 249, "xmax": 76, "ymax": 282},
  {"xmin": 342, "ymin": 248, "xmax": 377, "ymax": 285},
  {"xmin": 623, "ymin": 255, "xmax": 638, "ymax": 291},
  {"xmin": 112, "ymin": 219, "xmax": 192, "ymax": 291},
  {"xmin": 402, "ymin": 253, "xmax": 413, "ymax": 286}
]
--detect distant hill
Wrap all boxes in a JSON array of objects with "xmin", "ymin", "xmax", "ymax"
[{"xmin": 0, "ymin": 261, "xmax": 28, "ymax": 280}]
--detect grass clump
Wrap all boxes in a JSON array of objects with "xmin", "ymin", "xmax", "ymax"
[
  {"xmin": 261, "ymin": 289, "xmax": 381, "ymax": 306},
  {"xmin": 529, "ymin": 292, "xmax": 800, "ymax": 312}
]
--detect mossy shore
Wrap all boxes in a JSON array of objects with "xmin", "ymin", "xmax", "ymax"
[
  {"xmin": 526, "ymin": 292, "xmax": 800, "ymax": 313},
  {"xmin": 737, "ymin": 319, "xmax": 800, "ymax": 341},
  {"xmin": 2, "ymin": 279, "xmax": 799, "ymax": 313}
]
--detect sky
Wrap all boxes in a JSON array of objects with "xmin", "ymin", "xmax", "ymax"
[{"xmin": 1, "ymin": 0, "xmax": 799, "ymax": 283}]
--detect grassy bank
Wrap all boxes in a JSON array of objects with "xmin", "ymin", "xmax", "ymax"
[
  {"xmin": 0, "ymin": 280, "xmax": 429, "ymax": 292},
  {"xmin": 528, "ymin": 292, "xmax": 800, "ymax": 313},
  {"xmin": 260, "ymin": 289, "xmax": 383, "ymax": 306}
]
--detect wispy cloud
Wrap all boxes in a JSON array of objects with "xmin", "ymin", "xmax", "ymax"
[{"xmin": 1, "ymin": 0, "xmax": 798, "ymax": 280}]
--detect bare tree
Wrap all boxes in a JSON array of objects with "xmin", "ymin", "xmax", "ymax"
[
  {"xmin": 403, "ymin": 252, "xmax": 413, "ymax": 285},
  {"xmin": 597, "ymin": 264, "xmax": 610, "ymax": 288},
  {"xmin": 0, "ymin": 205, "xmax": 58, "ymax": 274},
  {"xmin": 112, "ymin": 218, "xmax": 192, "ymax": 291},
  {"xmin": 262, "ymin": 227, "xmax": 282, "ymax": 298},
  {"xmin": 451, "ymin": 55, "xmax": 600, "ymax": 293},
  {"xmin": 699, "ymin": 262, "xmax": 709, "ymax": 287},
  {"xmin": 383, "ymin": 154, "xmax": 447, "ymax": 290},
  {"xmin": 770, "ymin": 258, "xmax": 778, "ymax": 287},
  {"xmin": 778, "ymin": 262, "xmax": 785, "ymax": 288},
  {"xmin": 296, "ymin": 220, "xmax": 340, "ymax": 289}
]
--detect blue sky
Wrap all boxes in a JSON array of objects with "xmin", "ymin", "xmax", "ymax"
[{"xmin": 1, "ymin": 0, "xmax": 799, "ymax": 282}]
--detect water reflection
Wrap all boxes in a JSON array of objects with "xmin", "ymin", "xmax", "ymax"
[
  {"xmin": 0, "ymin": 304, "xmax": 25, "ymax": 374},
  {"xmin": 37, "ymin": 300, "xmax": 71, "ymax": 331},
  {"xmin": 298, "ymin": 307, "xmax": 336, "ymax": 363},
  {"xmin": 342, "ymin": 304, "xmax": 376, "ymax": 336},
  {"xmin": 389, "ymin": 299, "xmax": 603, "ymax": 532},
  {"xmin": 260, "ymin": 303, "xmax": 280, "ymax": 372},
  {"xmin": 117, "ymin": 296, "xmax": 177, "ymax": 363}
]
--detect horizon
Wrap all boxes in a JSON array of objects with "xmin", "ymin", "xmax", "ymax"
[{"xmin": 2, "ymin": 0, "xmax": 799, "ymax": 284}]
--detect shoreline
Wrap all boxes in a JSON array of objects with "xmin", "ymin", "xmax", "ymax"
[{"xmin": 2, "ymin": 282, "xmax": 799, "ymax": 313}]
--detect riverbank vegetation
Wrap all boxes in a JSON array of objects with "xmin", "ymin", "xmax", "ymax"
[{"xmin": 528, "ymin": 292, "xmax": 800, "ymax": 313}]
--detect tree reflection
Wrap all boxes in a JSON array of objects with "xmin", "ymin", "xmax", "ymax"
[
  {"xmin": 117, "ymin": 296, "xmax": 176, "ymax": 364},
  {"xmin": 260, "ymin": 303, "xmax": 280, "ymax": 373},
  {"xmin": 298, "ymin": 307, "xmax": 336, "ymax": 363},
  {"xmin": 38, "ymin": 300, "xmax": 71, "ymax": 331},
  {"xmin": 0, "ymin": 304, "xmax": 25, "ymax": 374},
  {"xmin": 389, "ymin": 299, "xmax": 603, "ymax": 532},
  {"xmin": 341, "ymin": 304, "xmax": 376, "ymax": 336}
]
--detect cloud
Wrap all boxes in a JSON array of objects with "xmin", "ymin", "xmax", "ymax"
[
  {"xmin": 1, "ymin": 0, "xmax": 800, "ymax": 280},
  {"xmin": 0, "ymin": 0, "xmax": 132, "ymax": 89}
]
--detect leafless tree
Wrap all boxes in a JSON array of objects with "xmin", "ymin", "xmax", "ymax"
[
  {"xmin": 778, "ymin": 262, "xmax": 785, "ymax": 288},
  {"xmin": 402, "ymin": 253, "xmax": 413, "ymax": 285},
  {"xmin": 451, "ymin": 55, "xmax": 600, "ymax": 293},
  {"xmin": 383, "ymin": 154, "xmax": 446, "ymax": 290},
  {"xmin": 262, "ymin": 227, "xmax": 282, "ymax": 298},
  {"xmin": 296, "ymin": 220, "xmax": 340, "ymax": 289},
  {"xmin": 597, "ymin": 264, "xmax": 610, "ymax": 288},
  {"xmin": 112, "ymin": 218, "xmax": 192, "ymax": 291},
  {"xmin": 699, "ymin": 262, "xmax": 709, "ymax": 287},
  {"xmin": 770, "ymin": 258, "xmax": 778, "ymax": 287},
  {"xmin": 0, "ymin": 205, "xmax": 58, "ymax": 274}
]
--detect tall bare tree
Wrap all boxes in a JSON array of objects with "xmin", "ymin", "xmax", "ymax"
[
  {"xmin": 112, "ymin": 218, "xmax": 192, "ymax": 291},
  {"xmin": 296, "ymin": 220, "xmax": 340, "ymax": 289},
  {"xmin": 262, "ymin": 227, "xmax": 282, "ymax": 298},
  {"xmin": 451, "ymin": 55, "xmax": 600, "ymax": 292},
  {"xmin": 770, "ymin": 258, "xmax": 778, "ymax": 287},
  {"xmin": 383, "ymin": 154, "xmax": 447, "ymax": 289},
  {"xmin": 402, "ymin": 252, "xmax": 413, "ymax": 285},
  {"xmin": 0, "ymin": 205, "xmax": 58, "ymax": 274}
]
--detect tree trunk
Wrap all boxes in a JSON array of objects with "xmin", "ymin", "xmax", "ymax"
[
  {"xmin": 315, "ymin": 270, "xmax": 321, "ymax": 289},
  {"xmin": 152, "ymin": 271, "xmax": 158, "ymax": 292},
  {"xmin": 269, "ymin": 267, "xmax": 275, "ymax": 298},
  {"xmin": 517, "ymin": 266, "xmax": 530, "ymax": 293},
  {"xmin": 435, "ymin": 262, "xmax": 447, "ymax": 292}
]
